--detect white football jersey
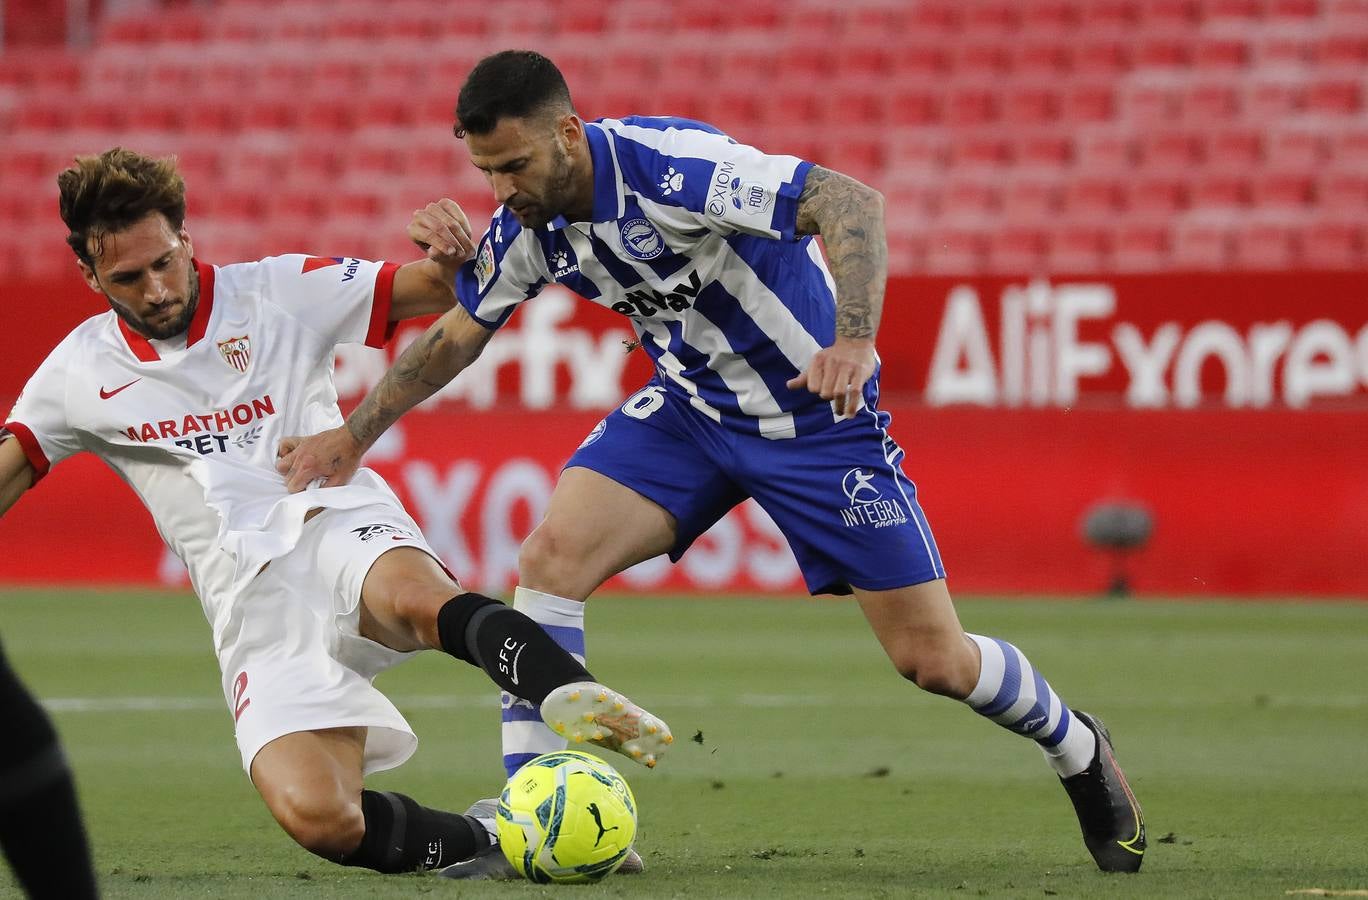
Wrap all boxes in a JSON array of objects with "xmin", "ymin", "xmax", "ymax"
[{"xmin": 2, "ymin": 256, "xmax": 403, "ymax": 636}]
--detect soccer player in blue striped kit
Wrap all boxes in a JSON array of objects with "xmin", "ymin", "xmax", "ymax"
[{"xmin": 279, "ymin": 50, "xmax": 1146, "ymax": 877}]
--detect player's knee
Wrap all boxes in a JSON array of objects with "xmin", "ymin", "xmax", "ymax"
[
  {"xmin": 269, "ymin": 784, "xmax": 365, "ymax": 859},
  {"xmin": 890, "ymin": 647, "xmax": 976, "ymax": 700},
  {"xmin": 518, "ymin": 524, "xmax": 581, "ymax": 592},
  {"xmin": 386, "ymin": 577, "xmax": 449, "ymax": 644}
]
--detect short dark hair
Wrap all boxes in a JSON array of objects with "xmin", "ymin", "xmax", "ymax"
[
  {"xmin": 57, "ymin": 147, "xmax": 186, "ymax": 265},
  {"xmin": 456, "ymin": 50, "xmax": 574, "ymax": 137}
]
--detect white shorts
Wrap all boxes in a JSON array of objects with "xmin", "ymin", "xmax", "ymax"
[{"xmin": 214, "ymin": 501, "xmax": 441, "ymax": 778}]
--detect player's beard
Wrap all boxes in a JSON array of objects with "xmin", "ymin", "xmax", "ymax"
[
  {"xmin": 110, "ymin": 268, "xmax": 201, "ymax": 340},
  {"xmin": 516, "ymin": 144, "xmax": 579, "ymax": 228}
]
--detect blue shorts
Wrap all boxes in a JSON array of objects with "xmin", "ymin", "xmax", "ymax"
[{"xmin": 565, "ymin": 385, "xmax": 946, "ymax": 595}]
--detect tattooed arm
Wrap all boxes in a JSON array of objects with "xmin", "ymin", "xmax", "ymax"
[
  {"xmin": 786, "ymin": 165, "xmax": 887, "ymax": 417},
  {"xmin": 276, "ymin": 306, "xmax": 495, "ymax": 491}
]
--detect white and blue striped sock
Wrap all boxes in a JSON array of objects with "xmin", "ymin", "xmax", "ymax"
[
  {"xmin": 500, "ymin": 586, "xmax": 586, "ymax": 777},
  {"xmin": 964, "ymin": 633, "xmax": 1097, "ymax": 778}
]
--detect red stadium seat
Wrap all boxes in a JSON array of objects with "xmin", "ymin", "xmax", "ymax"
[
  {"xmin": 1191, "ymin": 173, "xmax": 1252, "ymax": 209},
  {"xmin": 1266, "ymin": 130, "xmax": 1329, "ymax": 168},
  {"xmin": 1000, "ymin": 177, "xmax": 1063, "ymax": 218},
  {"xmin": 1061, "ymin": 177, "xmax": 1125, "ymax": 218},
  {"xmin": 1016, "ymin": 134, "xmax": 1073, "ymax": 168},
  {"xmin": 182, "ymin": 100, "xmax": 242, "ymax": 135},
  {"xmin": 1047, "ymin": 225, "xmax": 1110, "ymax": 272},
  {"xmin": 1193, "ymin": 38, "xmax": 1251, "ymax": 70},
  {"xmin": 951, "ymin": 42, "xmax": 1012, "ymax": 77},
  {"xmin": 950, "ymin": 135, "xmax": 1013, "ymax": 169},
  {"xmin": 1251, "ymin": 171, "xmax": 1316, "ymax": 208},
  {"xmin": 1123, "ymin": 82, "xmax": 1181, "ymax": 123},
  {"xmin": 1314, "ymin": 32, "xmax": 1368, "ymax": 68},
  {"xmin": 1306, "ymin": 78, "xmax": 1363, "ymax": 114},
  {"xmin": 887, "ymin": 134, "xmax": 950, "ymax": 170},
  {"xmin": 1074, "ymin": 40, "xmax": 1133, "ymax": 75},
  {"xmin": 924, "ymin": 227, "xmax": 989, "ymax": 274},
  {"xmin": 1001, "ymin": 86, "xmax": 1060, "ymax": 125},
  {"xmin": 1299, "ymin": 222, "xmax": 1364, "ymax": 268},
  {"xmin": 1075, "ymin": 133, "xmax": 1137, "ymax": 172},
  {"xmin": 887, "ymin": 89, "xmax": 942, "ymax": 126},
  {"xmin": 890, "ymin": 44, "xmax": 951, "ymax": 80},
  {"xmin": 1082, "ymin": 1, "xmax": 1142, "ymax": 29},
  {"xmin": 964, "ymin": 1, "xmax": 1022, "ymax": 34},
  {"xmin": 1246, "ymin": 78, "xmax": 1307, "ymax": 119},
  {"xmin": 886, "ymin": 233, "xmax": 928, "ymax": 276},
  {"xmin": 943, "ymin": 87, "xmax": 1000, "ymax": 126},
  {"xmin": 1203, "ymin": 129, "xmax": 1264, "ymax": 170},
  {"xmin": 1020, "ymin": 1, "xmax": 1081, "ymax": 35},
  {"xmin": 1170, "ymin": 222, "xmax": 1232, "ymax": 269},
  {"xmin": 1203, "ymin": 0, "xmax": 1264, "ymax": 20},
  {"xmin": 1060, "ymin": 83, "xmax": 1117, "ymax": 123},
  {"xmin": 987, "ymin": 227, "xmax": 1047, "ymax": 273},
  {"xmin": 1317, "ymin": 171, "xmax": 1368, "ymax": 212},
  {"xmin": 1134, "ymin": 37, "xmax": 1193, "ymax": 69},
  {"xmin": 1139, "ymin": 0, "xmax": 1201, "ymax": 27},
  {"xmin": 1330, "ymin": 128, "xmax": 1368, "ymax": 165},
  {"xmin": 1179, "ymin": 82, "xmax": 1241, "ymax": 121},
  {"xmin": 1271, "ymin": 0, "xmax": 1319, "ymax": 17},
  {"xmin": 1139, "ymin": 131, "xmax": 1204, "ymax": 170},
  {"xmin": 1257, "ymin": 34, "xmax": 1314, "ymax": 67},
  {"xmin": 1232, "ymin": 223, "xmax": 1297, "ymax": 269},
  {"xmin": 1112, "ymin": 224, "xmax": 1170, "ymax": 270},
  {"xmin": 939, "ymin": 176, "xmax": 1001, "ymax": 218}
]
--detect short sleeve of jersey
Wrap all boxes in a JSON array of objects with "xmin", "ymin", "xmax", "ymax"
[
  {"xmin": 254, "ymin": 255, "xmax": 400, "ymax": 348},
  {"xmin": 610, "ymin": 118, "xmax": 814, "ymax": 242},
  {"xmin": 3, "ymin": 343, "xmax": 83, "ymax": 481},
  {"xmin": 455, "ymin": 220, "xmax": 547, "ymax": 330}
]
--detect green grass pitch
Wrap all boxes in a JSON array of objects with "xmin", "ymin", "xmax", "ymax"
[{"xmin": 1, "ymin": 589, "xmax": 1365, "ymax": 898}]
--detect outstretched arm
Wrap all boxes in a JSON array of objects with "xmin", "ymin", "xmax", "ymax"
[
  {"xmin": 786, "ymin": 165, "xmax": 888, "ymax": 418},
  {"xmin": 0, "ymin": 436, "xmax": 35, "ymax": 518},
  {"xmin": 276, "ymin": 304, "xmax": 495, "ymax": 491}
]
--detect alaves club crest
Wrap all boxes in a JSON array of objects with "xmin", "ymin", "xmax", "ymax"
[{"xmin": 217, "ymin": 335, "xmax": 251, "ymax": 373}]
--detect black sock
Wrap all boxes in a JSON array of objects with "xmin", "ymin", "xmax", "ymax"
[
  {"xmin": 436, "ymin": 592, "xmax": 593, "ymax": 704},
  {"xmin": 0, "ymin": 640, "xmax": 98, "ymax": 900},
  {"xmin": 339, "ymin": 790, "xmax": 488, "ymax": 873}
]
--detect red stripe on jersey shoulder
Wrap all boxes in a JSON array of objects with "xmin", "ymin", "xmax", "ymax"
[
  {"xmin": 302, "ymin": 256, "xmax": 344, "ymax": 273},
  {"xmin": 365, "ymin": 262, "xmax": 401, "ymax": 349},
  {"xmin": 1, "ymin": 421, "xmax": 52, "ymax": 482}
]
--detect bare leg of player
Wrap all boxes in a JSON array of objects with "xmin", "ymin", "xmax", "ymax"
[
  {"xmin": 854, "ymin": 579, "xmax": 1146, "ymax": 872},
  {"xmin": 250, "ymin": 727, "xmax": 490, "ymax": 872}
]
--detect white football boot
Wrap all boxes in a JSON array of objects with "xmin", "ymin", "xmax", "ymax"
[{"xmin": 540, "ymin": 681, "xmax": 674, "ymax": 769}]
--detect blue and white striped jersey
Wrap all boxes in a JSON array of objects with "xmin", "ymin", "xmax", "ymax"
[{"xmin": 456, "ymin": 116, "xmax": 874, "ymax": 440}]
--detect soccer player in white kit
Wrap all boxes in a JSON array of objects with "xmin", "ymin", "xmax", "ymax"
[{"xmin": 0, "ymin": 148, "xmax": 670, "ymax": 879}]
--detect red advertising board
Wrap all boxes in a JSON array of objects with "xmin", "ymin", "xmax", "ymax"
[{"xmin": 2, "ymin": 271, "xmax": 1366, "ymax": 596}]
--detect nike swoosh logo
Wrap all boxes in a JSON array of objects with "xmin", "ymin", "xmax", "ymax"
[
  {"xmin": 99, "ymin": 378, "xmax": 141, "ymax": 399},
  {"xmin": 509, "ymin": 643, "xmax": 525, "ymax": 686}
]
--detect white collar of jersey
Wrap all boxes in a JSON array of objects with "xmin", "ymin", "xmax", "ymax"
[{"xmin": 117, "ymin": 258, "xmax": 216, "ymax": 363}]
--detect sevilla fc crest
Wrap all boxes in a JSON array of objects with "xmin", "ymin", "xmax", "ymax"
[{"xmin": 217, "ymin": 335, "xmax": 251, "ymax": 373}]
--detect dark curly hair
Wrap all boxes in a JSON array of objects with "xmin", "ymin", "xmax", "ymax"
[
  {"xmin": 456, "ymin": 50, "xmax": 574, "ymax": 137},
  {"xmin": 57, "ymin": 147, "xmax": 186, "ymax": 265}
]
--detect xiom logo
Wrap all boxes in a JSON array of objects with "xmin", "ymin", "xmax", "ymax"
[{"xmin": 839, "ymin": 468, "xmax": 909, "ymax": 529}]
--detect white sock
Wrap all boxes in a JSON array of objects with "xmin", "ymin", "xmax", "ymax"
[
  {"xmin": 964, "ymin": 633, "xmax": 1097, "ymax": 778},
  {"xmin": 500, "ymin": 586, "xmax": 586, "ymax": 777}
]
